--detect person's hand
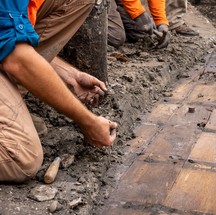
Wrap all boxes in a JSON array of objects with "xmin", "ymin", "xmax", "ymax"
[
  {"xmin": 156, "ymin": 24, "xmax": 171, "ymax": 49},
  {"xmin": 126, "ymin": 12, "xmax": 154, "ymax": 41},
  {"xmin": 51, "ymin": 57, "xmax": 108, "ymax": 107},
  {"xmin": 117, "ymin": 6, "xmax": 154, "ymax": 42},
  {"xmin": 157, "ymin": 24, "xmax": 168, "ymax": 33},
  {"xmin": 134, "ymin": 12, "xmax": 154, "ymax": 35},
  {"xmin": 70, "ymin": 72, "xmax": 107, "ymax": 107},
  {"xmin": 81, "ymin": 116, "xmax": 118, "ymax": 148}
]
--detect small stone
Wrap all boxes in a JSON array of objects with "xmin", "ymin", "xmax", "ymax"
[
  {"xmin": 78, "ymin": 177, "xmax": 86, "ymax": 184},
  {"xmin": 61, "ymin": 154, "xmax": 75, "ymax": 169},
  {"xmin": 48, "ymin": 200, "xmax": 63, "ymax": 213},
  {"xmin": 28, "ymin": 185, "xmax": 58, "ymax": 202},
  {"xmin": 104, "ymin": 190, "xmax": 109, "ymax": 199},
  {"xmin": 68, "ymin": 197, "xmax": 82, "ymax": 209},
  {"xmin": 162, "ymin": 92, "xmax": 173, "ymax": 97}
]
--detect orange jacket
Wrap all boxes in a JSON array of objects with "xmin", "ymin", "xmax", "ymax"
[
  {"xmin": 121, "ymin": 0, "xmax": 169, "ymax": 26},
  {"xmin": 28, "ymin": 0, "xmax": 45, "ymax": 26},
  {"xmin": 27, "ymin": 0, "xmax": 168, "ymax": 27}
]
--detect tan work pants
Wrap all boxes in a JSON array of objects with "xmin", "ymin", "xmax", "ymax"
[
  {"xmin": 0, "ymin": 0, "xmax": 94, "ymax": 183},
  {"xmin": 166, "ymin": 0, "xmax": 187, "ymax": 29}
]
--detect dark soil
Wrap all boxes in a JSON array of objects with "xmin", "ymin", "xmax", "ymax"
[
  {"xmin": 0, "ymin": 1, "xmax": 215, "ymax": 215},
  {"xmin": 190, "ymin": 0, "xmax": 216, "ymax": 27}
]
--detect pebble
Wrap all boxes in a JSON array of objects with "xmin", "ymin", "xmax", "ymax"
[
  {"xmin": 61, "ymin": 154, "xmax": 75, "ymax": 168},
  {"xmin": 78, "ymin": 177, "xmax": 86, "ymax": 184},
  {"xmin": 103, "ymin": 190, "xmax": 109, "ymax": 199},
  {"xmin": 28, "ymin": 185, "xmax": 58, "ymax": 202},
  {"xmin": 68, "ymin": 197, "xmax": 82, "ymax": 209},
  {"xmin": 48, "ymin": 200, "xmax": 63, "ymax": 213},
  {"xmin": 162, "ymin": 92, "xmax": 173, "ymax": 97}
]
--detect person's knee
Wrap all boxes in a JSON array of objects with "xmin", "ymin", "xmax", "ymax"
[
  {"xmin": 12, "ymin": 139, "xmax": 43, "ymax": 183},
  {"xmin": 22, "ymin": 144, "xmax": 44, "ymax": 182},
  {"xmin": 108, "ymin": 29, "xmax": 126, "ymax": 48},
  {"xmin": 0, "ymin": 144, "xmax": 43, "ymax": 184},
  {"xmin": 108, "ymin": 0, "xmax": 126, "ymax": 48}
]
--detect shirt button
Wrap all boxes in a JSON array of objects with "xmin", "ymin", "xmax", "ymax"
[{"xmin": 18, "ymin": 24, "xmax": 24, "ymax": 30}]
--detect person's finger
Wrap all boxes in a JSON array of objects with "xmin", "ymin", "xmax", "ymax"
[
  {"xmin": 156, "ymin": 32, "xmax": 170, "ymax": 49},
  {"xmin": 91, "ymin": 77, "xmax": 107, "ymax": 92},
  {"xmin": 85, "ymin": 92, "xmax": 95, "ymax": 104},
  {"xmin": 110, "ymin": 121, "xmax": 118, "ymax": 129},
  {"xmin": 92, "ymin": 94, "xmax": 100, "ymax": 107},
  {"xmin": 94, "ymin": 86, "xmax": 105, "ymax": 98},
  {"xmin": 109, "ymin": 121, "xmax": 118, "ymax": 143},
  {"xmin": 109, "ymin": 128, "xmax": 117, "ymax": 143},
  {"xmin": 88, "ymin": 87, "xmax": 106, "ymax": 107},
  {"xmin": 157, "ymin": 39, "xmax": 168, "ymax": 49},
  {"xmin": 84, "ymin": 138, "xmax": 102, "ymax": 148},
  {"xmin": 77, "ymin": 92, "xmax": 89, "ymax": 103}
]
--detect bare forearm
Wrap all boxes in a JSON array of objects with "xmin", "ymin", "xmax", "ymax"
[
  {"xmin": 51, "ymin": 57, "xmax": 79, "ymax": 83},
  {"xmin": 2, "ymin": 43, "xmax": 96, "ymax": 128}
]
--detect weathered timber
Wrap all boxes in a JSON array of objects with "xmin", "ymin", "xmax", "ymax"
[{"xmin": 61, "ymin": 2, "xmax": 108, "ymax": 82}]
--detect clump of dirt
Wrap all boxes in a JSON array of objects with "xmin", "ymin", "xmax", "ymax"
[{"xmin": 0, "ymin": 3, "xmax": 215, "ymax": 215}]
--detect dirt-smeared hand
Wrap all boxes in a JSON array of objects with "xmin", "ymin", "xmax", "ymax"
[
  {"xmin": 156, "ymin": 24, "xmax": 171, "ymax": 49},
  {"xmin": 117, "ymin": 6, "xmax": 154, "ymax": 42},
  {"xmin": 134, "ymin": 12, "xmax": 154, "ymax": 35},
  {"xmin": 81, "ymin": 116, "xmax": 118, "ymax": 148},
  {"xmin": 68, "ymin": 72, "xmax": 107, "ymax": 107}
]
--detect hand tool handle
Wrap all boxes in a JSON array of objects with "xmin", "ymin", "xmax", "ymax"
[
  {"xmin": 44, "ymin": 157, "xmax": 61, "ymax": 184},
  {"xmin": 153, "ymin": 29, "xmax": 163, "ymax": 38}
]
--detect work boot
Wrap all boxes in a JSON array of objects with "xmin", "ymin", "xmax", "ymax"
[
  {"xmin": 31, "ymin": 114, "xmax": 48, "ymax": 136},
  {"xmin": 174, "ymin": 24, "xmax": 199, "ymax": 36}
]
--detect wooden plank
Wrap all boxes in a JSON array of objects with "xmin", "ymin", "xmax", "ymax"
[
  {"xmin": 164, "ymin": 168, "xmax": 216, "ymax": 214},
  {"xmin": 138, "ymin": 153, "xmax": 185, "ymax": 166},
  {"xmin": 108, "ymin": 161, "xmax": 181, "ymax": 205},
  {"xmin": 170, "ymin": 67, "xmax": 204, "ymax": 101},
  {"xmin": 169, "ymin": 105, "xmax": 211, "ymax": 127},
  {"xmin": 147, "ymin": 104, "xmax": 179, "ymax": 124},
  {"xmin": 147, "ymin": 104, "xmax": 210, "ymax": 127},
  {"xmin": 114, "ymin": 124, "xmax": 159, "ymax": 181},
  {"xmin": 171, "ymin": 81, "xmax": 195, "ymax": 101},
  {"xmin": 205, "ymin": 109, "xmax": 216, "ymax": 131},
  {"xmin": 189, "ymin": 132, "xmax": 216, "ymax": 164},
  {"xmin": 187, "ymin": 83, "xmax": 216, "ymax": 104},
  {"xmin": 145, "ymin": 125, "xmax": 197, "ymax": 158},
  {"xmin": 127, "ymin": 124, "xmax": 158, "ymax": 151},
  {"xmin": 103, "ymin": 206, "xmax": 150, "ymax": 215}
]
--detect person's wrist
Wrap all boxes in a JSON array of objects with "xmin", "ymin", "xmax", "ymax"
[
  {"xmin": 78, "ymin": 111, "xmax": 98, "ymax": 130},
  {"xmin": 157, "ymin": 24, "xmax": 169, "ymax": 32},
  {"xmin": 134, "ymin": 12, "xmax": 147, "ymax": 22}
]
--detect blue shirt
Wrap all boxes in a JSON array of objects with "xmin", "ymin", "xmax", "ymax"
[{"xmin": 0, "ymin": 0, "xmax": 39, "ymax": 62}]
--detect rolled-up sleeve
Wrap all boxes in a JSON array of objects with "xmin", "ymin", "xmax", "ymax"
[{"xmin": 0, "ymin": 11, "xmax": 39, "ymax": 62}]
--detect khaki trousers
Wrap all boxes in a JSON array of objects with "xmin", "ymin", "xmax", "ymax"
[
  {"xmin": 166, "ymin": 0, "xmax": 187, "ymax": 29},
  {"xmin": 0, "ymin": 0, "xmax": 94, "ymax": 183}
]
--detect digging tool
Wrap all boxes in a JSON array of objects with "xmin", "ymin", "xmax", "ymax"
[
  {"xmin": 152, "ymin": 29, "xmax": 170, "ymax": 49},
  {"xmin": 44, "ymin": 157, "xmax": 61, "ymax": 184},
  {"xmin": 153, "ymin": 29, "xmax": 163, "ymax": 38}
]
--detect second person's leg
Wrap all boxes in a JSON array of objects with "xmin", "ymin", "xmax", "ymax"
[{"xmin": 35, "ymin": 0, "xmax": 95, "ymax": 62}]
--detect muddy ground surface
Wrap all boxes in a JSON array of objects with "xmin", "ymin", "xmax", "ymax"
[{"xmin": 0, "ymin": 1, "xmax": 215, "ymax": 215}]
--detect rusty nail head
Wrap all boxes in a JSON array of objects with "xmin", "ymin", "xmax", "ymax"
[{"xmin": 188, "ymin": 107, "xmax": 195, "ymax": 113}]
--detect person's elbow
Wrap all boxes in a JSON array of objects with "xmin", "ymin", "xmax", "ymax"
[{"xmin": 2, "ymin": 43, "xmax": 33, "ymax": 78}]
